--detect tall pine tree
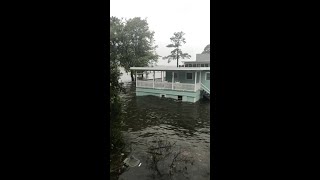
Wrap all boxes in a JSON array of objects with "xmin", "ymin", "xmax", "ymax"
[{"xmin": 163, "ymin": 31, "xmax": 191, "ymax": 67}]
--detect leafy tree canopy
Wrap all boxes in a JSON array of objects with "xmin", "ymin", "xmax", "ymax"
[
  {"xmin": 111, "ymin": 17, "xmax": 159, "ymax": 81},
  {"xmin": 202, "ymin": 44, "xmax": 210, "ymax": 54}
]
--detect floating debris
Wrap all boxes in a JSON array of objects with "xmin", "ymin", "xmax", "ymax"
[{"xmin": 123, "ymin": 155, "xmax": 140, "ymax": 167}]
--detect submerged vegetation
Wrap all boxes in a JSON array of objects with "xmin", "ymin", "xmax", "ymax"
[{"xmin": 146, "ymin": 138, "xmax": 194, "ymax": 179}]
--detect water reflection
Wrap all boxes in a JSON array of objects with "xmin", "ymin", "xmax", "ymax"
[
  {"xmin": 117, "ymin": 82, "xmax": 210, "ymax": 180},
  {"xmin": 145, "ymin": 138, "xmax": 195, "ymax": 179}
]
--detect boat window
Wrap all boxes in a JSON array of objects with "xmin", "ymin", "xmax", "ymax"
[
  {"xmin": 205, "ymin": 64, "xmax": 209, "ymax": 67},
  {"xmin": 201, "ymin": 64, "xmax": 204, "ymax": 67},
  {"xmin": 192, "ymin": 64, "xmax": 196, "ymax": 67},
  {"xmin": 186, "ymin": 72, "xmax": 193, "ymax": 80},
  {"xmin": 197, "ymin": 64, "xmax": 200, "ymax": 67},
  {"xmin": 178, "ymin": 96, "xmax": 182, "ymax": 101},
  {"xmin": 206, "ymin": 72, "xmax": 210, "ymax": 80}
]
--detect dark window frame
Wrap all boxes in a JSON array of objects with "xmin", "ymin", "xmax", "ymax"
[{"xmin": 186, "ymin": 72, "xmax": 193, "ymax": 80}]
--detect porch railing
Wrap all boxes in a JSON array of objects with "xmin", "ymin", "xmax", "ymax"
[
  {"xmin": 200, "ymin": 83, "xmax": 210, "ymax": 94},
  {"xmin": 136, "ymin": 80, "xmax": 200, "ymax": 92},
  {"xmin": 154, "ymin": 82, "xmax": 172, "ymax": 89},
  {"xmin": 173, "ymin": 83, "xmax": 195, "ymax": 91},
  {"xmin": 137, "ymin": 81, "xmax": 153, "ymax": 88}
]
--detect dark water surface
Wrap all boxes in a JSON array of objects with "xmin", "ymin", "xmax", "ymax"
[{"xmin": 115, "ymin": 81, "xmax": 210, "ymax": 180}]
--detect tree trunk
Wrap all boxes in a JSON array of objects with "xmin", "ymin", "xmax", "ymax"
[
  {"xmin": 130, "ymin": 71, "xmax": 135, "ymax": 81},
  {"xmin": 176, "ymin": 49, "xmax": 179, "ymax": 67}
]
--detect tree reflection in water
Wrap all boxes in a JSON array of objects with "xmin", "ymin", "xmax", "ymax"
[{"xmin": 146, "ymin": 138, "xmax": 194, "ymax": 179}]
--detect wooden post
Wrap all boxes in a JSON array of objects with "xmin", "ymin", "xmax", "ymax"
[
  {"xmin": 194, "ymin": 71, "xmax": 197, "ymax": 92},
  {"xmin": 172, "ymin": 71, "xmax": 174, "ymax": 90},
  {"xmin": 161, "ymin": 71, "xmax": 163, "ymax": 82},
  {"xmin": 153, "ymin": 71, "xmax": 155, "ymax": 89},
  {"xmin": 135, "ymin": 71, "xmax": 137, "ymax": 87},
  {"xmin": 199, "ymin": 71, "xmax": 201, "ymax": 90}
]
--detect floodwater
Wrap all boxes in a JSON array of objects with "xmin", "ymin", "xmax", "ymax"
[{"xmin": 115, "ymin": 68, "xmax": 210, "ymax": 180}]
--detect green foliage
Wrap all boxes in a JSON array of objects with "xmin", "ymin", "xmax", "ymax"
[
  {"xmin": 163, "ymin": 31, "xmax": 191, "ymax": 67},
  {"xmin": 110, "ymin": 17, "xmax": 160, "ymax": 174},
  {"xmin": 110, "ymin": 16, "xmax": 124, "ymax": 110},
  {"xmin": 202, "ymin": 44, "xmax": 210, "ymax": 54},
  {"xmin": 117, "ymin": 17, "xmax": 159, "ymax": 74},
  {"xmin": 110, "ymin": 17, "xmax": 125, "ymax": 155},
  {"xmin": 110, "ymin": 17, "xmax": 159, "ymax": 81},
  {"xmin": 110, "ymin": 16, "xmax": 160, "ymax": 176}
]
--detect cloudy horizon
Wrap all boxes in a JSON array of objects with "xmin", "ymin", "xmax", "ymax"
[{"xmin": 111, "ymin": 0, "xmax": 210, "ymax": 66}]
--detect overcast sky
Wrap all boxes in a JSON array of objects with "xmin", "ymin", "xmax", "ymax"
[{"xmin": 110, "ymin": 0, "xmax": 210, "ymax": 66}]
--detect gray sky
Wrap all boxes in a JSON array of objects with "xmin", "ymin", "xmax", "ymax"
[{"xmin": 110, "ymin": 0, "xmax": 210, "ymax": 66}]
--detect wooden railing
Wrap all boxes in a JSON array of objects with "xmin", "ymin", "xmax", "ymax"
[
  {"xmin": 137, "ymin": 81, "xmax": 153, "ymax": 88},
  {"xmin": 136, "ymin": 80, "xmax": 200, "ymax": 92},
  {"xmin": 154, "ymin": 82, "xmax": 172, "ymax": 89},
  {"xmin": 200, "ymin": 83, "xmax": 210, "ymax": 94},
  {"xmin": 173, "ymin": 83, "xmax": 195, "ymax": 91}
]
